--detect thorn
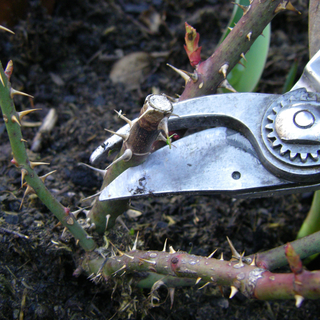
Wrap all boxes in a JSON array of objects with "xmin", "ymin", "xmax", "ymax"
[
  {"xmin": 0, "ymin": 25, "xmax": 15, "ymax": 34},
  {"xmin": 234, "ymin": 253, "xmax": 245, "ymax": 268},
  {"xmin": 84, "ymin": 210, "xmax": 90, "ymax": 219},
  {"xmin": 246, "ymin": 32, "xmax": 252, "ymax": 41},
  {"xmin": 168, "ymin": 288, "xmax": 175, "ymax": 309},
  {"xmin": 169, "ymin": 246, "xmax": 176, "ymax": 254},
  {"xmin": 157, "ymin": 117, "xmax": 169, "ymax": 138},
  {"xmin": 286, "ymin": 1, "xmax": 301, "ymax": 14},
  {"xmin": 108, "ymin": 240, "xmax": 128, "ymax": 257},
  {"xmin": 20, "ymin": 184, "xmax": 34, "ymax": 209},
  {"xmin": 195, "ymin": 277, "xmax": 202, "ymax": 285},
  {"xmin": 228, "ymin": 27, "xmax": 233, "ymax": 31},
  {"xmin": 88, "ymin": 223, "xmax": 96, "ymax": 231},
  {"xmin": 219, "ymin": 63, "xmax": 229, "ymax": 79},
  {"xmin": 114, "ymin": 110, "xmax": 132, "ymax": 127},
  {"xmin": 10, "ymin": 88, "xmax": 34, "ymax": 99},
  {"xmin": 71, "ymin": 208, "xmax": 84, "ymax": 219},
  {"xmin": 237, "ymin": 60, "xmax": 245, "ymax": 68},
  {"xmin": 132, "ymin": 231, "xmax": 139, "ymax": 251},
  {"xmin": 80, "ymin": 191, "xmax": 102, "ymax": 202},
  {"xmin": 137, "ymin": 108, "xmax": 152, "ymax": 122},
  {"xmin": 198, "ymin": 282, "xmax": 210, "ymax": 290},
  {"xmin": 112, "ymin": 264, "xmax": 126, "ymax": 276},
  {"xmin": 184, "ymin": 70, "xmax": 198, "ymax": 82},
  {"xmin": 275, "ymin": 1, "xmax": 300, "ymax": 14},
  {"xmin": 226, "ymin": 236, "xmax": 241, "ymax": 260},
  {"xmin": 167, "ymin": 63, "xmax": 191, "ymax": 83},
  {"xmin": 4, "ymin": 60, "xmax": 13, "ymax": 80},
  {"xmin": 232, "ymin": 2, "xmax": 251, "ymax": 15},
  {"xmin": 250, "ymin": 255, "xmax": 256, "ymax": 266},
  {"xmin": 11, "ymin": 115, "xmax": 21, "ymax": 126},
  {"xmin": 106, "ymin": 148, "xmax": 133, "ymax": 170},
  {"xmin": 87, "ymin": 273, "xmax": 95, "ymax": 280},
  {"xmin": 240, "ymin": 53, "xmax": 247, "ymax": 62},
  {"xmin": 78, "ymin": 162, "xmax": 106, "ymax": 177},
  {"xmin": 229, "ymin": 286, "xmax": 238, "ymax": 299},
  {"xmin": 105, "ymin": 214, "xmax": 110, "ymax": 230},
  {"xmin": 117, "ymin": 249, "xmax": 124, "ymax": 257},
  {"xmin": 18, "ymin": 109, "xmax": 40, "ymax": 121},
  {"xmin": 0, "ymin": 72, "xmax": 5, "ymax": 86},
  {"xmin": 123, "ymin": 253, "xmax": 134, "ymax": 260},
  {"xmin": 163, "ymin": 239, "xmax": 168, "ymax": 252},
  {"xmin": 274, "ymin": 1, "xmax": 287, "ymax": 13},
  {"xmin": 294, "ymin": 294, "xmax": 304, "ymax": 308},
  {"xmin": 29, "ymin": 161, "xmax": 50, "ymax": 169},
  {"xmin": 207, "ymin": 248, "xmax": 218, "ymax": 259},
  {"xmin": 140, "ymin": 258, "xmax": 156, "ymax": 265},
  {"xmin": 218, "ymin": 79, "xmax": 237, "ymax": 93},
  {"xmin": 21, "ymin": 138, "xmax": 28, "ymax": 143},
  {"xmin": 220, "ymin": 252, "xmax": 224, "ymax": 261},
  {"xmin": 21, "ymin": 169, "xmax": 28, "ymax": 187},
  {"xmin": 105, "ymin": 128, "xmax": 128, "ymax": 141}
]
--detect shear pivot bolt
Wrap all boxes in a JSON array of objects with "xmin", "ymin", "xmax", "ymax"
[{"xmin": 294, "ymin": 110, "xmax": 315, "ymax": 129}]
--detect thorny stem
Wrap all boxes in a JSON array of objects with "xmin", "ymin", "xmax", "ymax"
[
  {"xmin": 82, "ymin": 247, "xmax": 320, "ymax": 303},
  {"xmin": 0, "ymin": 61, "xmax": 96, "ymax": 251},
  {"xmin": 179, "ymin": 0, "xmax": 285, "ymax": 100},
  {"xmin": 89, "ymin": 94, "xmax": 173, "ymax": 234}
]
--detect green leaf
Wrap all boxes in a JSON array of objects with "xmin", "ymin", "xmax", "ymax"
[{"xmin": 282, "ymin": 59, "xmax": 298, "ymax": 93}]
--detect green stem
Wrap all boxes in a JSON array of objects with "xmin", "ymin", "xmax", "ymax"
[
  {"xmin": 0, "ymin": 61, "xmax": 96, "ymax": 252},
  {"xmin": 246, "ymin": 230, "xmax": 320, "ymax": 270},
  {"xmin": 82, "ymin": 249, "xmax": 320, "ymax": 302}
]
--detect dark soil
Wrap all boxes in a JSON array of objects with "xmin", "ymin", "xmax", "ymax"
[{"xmin": 1, "ymin": 0, "xmax": 319, "ymax": 319}]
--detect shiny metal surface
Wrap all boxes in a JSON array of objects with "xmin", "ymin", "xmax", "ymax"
[
  {"xmin": 99, "ymin": 127, "xmax": 320, "ymax": 202},
  {"xmin": 262, "ymin": 90, "xmax": 320, "ymax": 164},
  {"xmin": 291, "ymin": 49, "xmax": 320, "ymax": 92},
  {"xmin": 89, "ymin": 123, "xmax": 130, "ymax": 164}
]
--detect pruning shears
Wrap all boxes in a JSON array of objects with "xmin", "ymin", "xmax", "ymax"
[{"xmin": 91, "ymin": 49, "xmax": 320, "ymax": 202}]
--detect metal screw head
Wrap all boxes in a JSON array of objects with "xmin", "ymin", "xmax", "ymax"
[{"xmin": 294, "ymin": 110, "xmax": 315, "ymax": 129}]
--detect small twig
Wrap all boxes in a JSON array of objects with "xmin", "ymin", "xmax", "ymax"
[{"xmin": 0, "ymin": 227, "xmax": 29, "ymax": 239}]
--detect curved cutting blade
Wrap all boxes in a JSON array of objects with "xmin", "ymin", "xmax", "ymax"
[{"xmin": 99, "ymin": 127, "xmax": 315, "ymax": 202}]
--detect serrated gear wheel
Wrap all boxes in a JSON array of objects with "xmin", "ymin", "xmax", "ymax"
[
  {"xmin": 262, "ymin": 90, "xmax": 320, "ymax": 167},
  {"xmin": 265, "ymin": 104, "xmax": 320, "ymax": 162}
]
